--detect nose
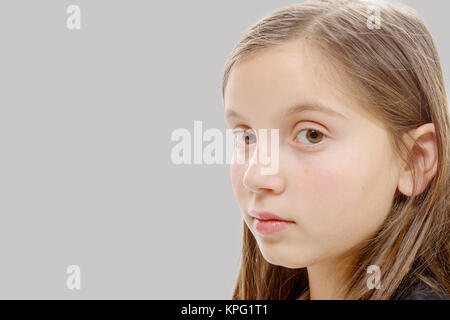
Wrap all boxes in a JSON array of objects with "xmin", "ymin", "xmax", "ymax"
[{"xmin": 242, "ymin": 146, "xmax": 285, "ymax": 194}]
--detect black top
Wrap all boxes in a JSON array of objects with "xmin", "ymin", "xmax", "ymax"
[{"xmin": 398, "ymin": 276, "xmax": 449, "ymax": 300}]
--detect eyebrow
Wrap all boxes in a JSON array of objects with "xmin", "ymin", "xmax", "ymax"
[
  {"xmin": 283, "ymin": 103, "xmax": 348, "ymax": 120},
  {"xmin": 225, "ymin": 103, "xmax": 348, "ymax": 121}
]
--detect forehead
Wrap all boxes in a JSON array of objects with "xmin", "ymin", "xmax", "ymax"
[{"xmin": 224, "ymin": 40, "xmax": 358, "ymax": 122}]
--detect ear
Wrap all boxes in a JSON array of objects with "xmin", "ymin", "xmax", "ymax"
[{"xmin": 397, "ymin": 123, "xmax": 438, "ymax": 196}]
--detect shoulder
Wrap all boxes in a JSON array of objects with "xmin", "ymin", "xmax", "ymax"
[{"xmin": 399, "ymin": 276, "xmax": 449, "ymax": 300}]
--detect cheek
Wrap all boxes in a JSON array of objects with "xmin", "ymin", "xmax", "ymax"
[
  {"xmin": 296, "ymin": 158, "xmax": 352, "ymax": 225},
  {"xmin": 292, "ymin": 142, "xmax": 391, "ymax": 244}
]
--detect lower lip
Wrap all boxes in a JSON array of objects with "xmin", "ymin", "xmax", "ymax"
[{"xmin": 253, "ymin": 218, "xmax": 295, "ymax": 235}]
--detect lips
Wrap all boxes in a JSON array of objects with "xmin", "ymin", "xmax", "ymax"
[
  {"xmin": 248, "ymin": 210, "xmax": 294, "ymax": 222},
  {"xmin": 249, "ymin": 210, "xmax": 295, "ymax": 235}
]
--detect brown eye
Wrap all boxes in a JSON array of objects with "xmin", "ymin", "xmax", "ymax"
[
  {"xmin": 234, "ymin": 130, "xmax": 256, "ymax": 147},
  {"xmin": 296, "ymin": 128, "xmax": 326, "ymax": 145}
]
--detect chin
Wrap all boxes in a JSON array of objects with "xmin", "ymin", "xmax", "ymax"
[{"xmin": 258, "ymin": 247, "xmax": 309, "ymax": 269}]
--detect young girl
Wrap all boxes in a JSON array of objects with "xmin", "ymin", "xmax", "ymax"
[{"xmin": 222, "ymin": 0, "xmax": 449, "ymax": 299}]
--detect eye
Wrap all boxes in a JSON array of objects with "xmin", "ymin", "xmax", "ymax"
[
  {"xmin": 295, "ymin": 128, "xmax": 327, "ymax": 145},
  {"xmin": 233, "ymin": 129, "xmax": 257, "ymax": 147}
]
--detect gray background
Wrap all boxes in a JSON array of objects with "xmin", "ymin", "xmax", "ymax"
[{"xmin": 0, "ymin": 0, "xmax": 447, "ymax": 299}]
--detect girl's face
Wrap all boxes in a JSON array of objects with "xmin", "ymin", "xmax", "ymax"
[{"xmin": 224, "ymin": 40, "xmax": 401, "ymax": 268}]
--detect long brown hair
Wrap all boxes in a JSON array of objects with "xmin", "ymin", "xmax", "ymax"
[{"xmin": 222, "ymin": 0, "xmax": 449, "ymax": 299}]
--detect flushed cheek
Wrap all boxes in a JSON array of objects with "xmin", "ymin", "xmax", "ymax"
[
  {"xmin": 291, "ymin": 154, "xmax": 368, "ymax": 240},
  {"xmin": 293, "ymin": 147, "xmax": 394, "ymax": 260}
]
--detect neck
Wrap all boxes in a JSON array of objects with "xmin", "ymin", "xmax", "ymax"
[{"xmin": 306, "ymin": 254, "xmax": 356, "ymax": 300}]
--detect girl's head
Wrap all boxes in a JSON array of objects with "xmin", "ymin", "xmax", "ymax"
[{"xmin": 222, "ymin": 0, "xmax": 449, "ymax": 299}]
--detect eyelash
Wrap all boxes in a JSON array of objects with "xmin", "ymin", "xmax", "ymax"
[{"xmin": 232, "ymin": 127, "xmax": 328, "ymax": 148}]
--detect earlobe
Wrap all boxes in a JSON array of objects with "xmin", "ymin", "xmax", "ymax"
[{"xmin": 397, "ymin": 123, "xmax": 438, "ymax": 197}]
